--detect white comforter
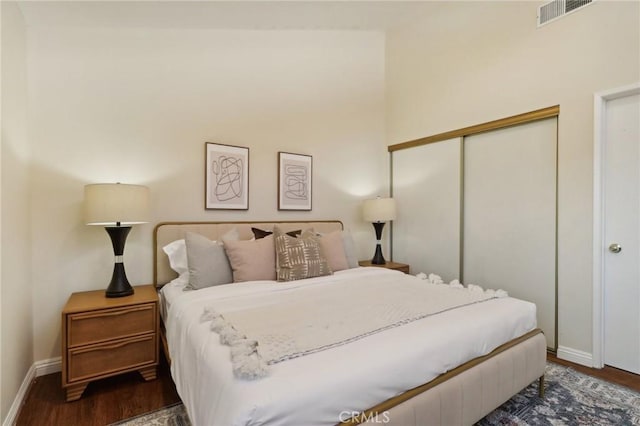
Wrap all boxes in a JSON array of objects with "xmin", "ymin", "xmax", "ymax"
[{"xmin": 165, "ymin": 267, "xmax": 537, "ymax": 426}]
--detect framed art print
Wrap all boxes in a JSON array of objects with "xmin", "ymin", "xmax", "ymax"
[
  {"xmin": 205, "ymin": 142, "xmax": 249, "ymax": 210},
  {"xmin": 278, "ymin": 152, "xmax": 312, "ymax": 211}
]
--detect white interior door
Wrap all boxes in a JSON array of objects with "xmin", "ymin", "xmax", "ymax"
[
  {"xmin": 463, "ymin": 118, "xmax": 557, "ymax": 349},
  {"xmin": 603, "ymin": 92, "xmax": 640, "ymax": 374},
  {"xmin": 392, "ymin": 139, "xmax": 461, "ymax": 282}
]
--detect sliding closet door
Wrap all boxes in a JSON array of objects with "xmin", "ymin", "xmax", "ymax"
[
  {"xmin": 463, "ymin": 118, "xmax": 557, "ymax": 348},
  {"xmin": 392, "ymin": 138, "xmax": 461, "ymax": 282}
]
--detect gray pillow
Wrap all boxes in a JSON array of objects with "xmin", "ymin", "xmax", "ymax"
[
  {"xmin": 185, "ymin": 231, "xmax": 233, "ymax": 289},
  {"xmin": 341, "ymin": 229, "xmax": 359, "ymax": 268}
]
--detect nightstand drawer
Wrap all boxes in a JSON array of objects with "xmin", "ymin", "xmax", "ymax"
[
  {"xmin": 67, "ymin": 334, "xmax": 156, "ymax": 383},
  {"xmin": 62, "ymin": 285, "xmax": 159, "ymax": 401},
  {"xmin": 68, "ymin": 303, "xmax": 156, "ymax": 347}
]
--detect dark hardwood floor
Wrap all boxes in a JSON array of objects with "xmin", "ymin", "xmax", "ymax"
[
  {"xmin": 546, "ymin": 351, "xmax": 640, "ymax": 393},
  {"xmin": 15, "ymin": 352, "xmax": 640, "ymax": 425},
  {"xmin": 15, "ymin": 356, "xmax": 180, "ymax": 426}
]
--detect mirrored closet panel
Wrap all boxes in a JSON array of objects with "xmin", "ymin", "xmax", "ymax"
[{"xmin": 390, "ymin": 107, "xmax": 558, "ymax": 349}]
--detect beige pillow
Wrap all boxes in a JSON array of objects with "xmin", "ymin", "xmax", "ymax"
[
  {"xmin": 223, "ymin": 235, "xmax": 276, "ymax": 282},
  {"xmin": 319, "ymin": 230, "xmax": 349, "ymax": 272},
  {"xmin": 274, "ymin": 227, "xmax": 332, "ymax": 282}
]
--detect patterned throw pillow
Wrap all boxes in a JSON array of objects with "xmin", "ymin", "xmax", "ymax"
[{"xmin": 274, "ymin": 227, "xmax": 332, "ymax": 282}]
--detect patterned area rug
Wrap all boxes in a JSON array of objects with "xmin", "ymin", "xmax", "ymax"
[
  {"xmin": 112, "ymin": 363, "xmax": 640, "ymax": 425},
  {"xmin": 110, "ymin": 403, "xmax": 190, "ymax": 426},
  {"xmin": 477, "ymin": 363, "xmax": 640, "ymax": 425}
]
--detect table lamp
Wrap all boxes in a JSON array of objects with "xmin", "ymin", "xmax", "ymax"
[
  {"xmin": 362, "ymin": 197, "xmax": 396, "ymax": 265},
  {"xmin": 84, "ymin": 183, "xmax": 150, "ymax": 297}
]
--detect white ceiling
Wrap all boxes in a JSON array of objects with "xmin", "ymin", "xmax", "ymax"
[{"xmin": 17, "ymin": 1, "xmax": 441, "ymax": 31}]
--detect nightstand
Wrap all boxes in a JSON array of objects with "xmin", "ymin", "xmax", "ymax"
[
  {"xmin": 358, "ymin": 260, "xmax": 410, "ymax": 274},
  {"xmin": 61, "ymin": 285, "xmax": 159, "ymax": 402}
]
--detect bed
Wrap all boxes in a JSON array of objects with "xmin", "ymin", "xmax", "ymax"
[{"xmin": 154, "ymin": 221, "xmax": 546, "ymax": 426}]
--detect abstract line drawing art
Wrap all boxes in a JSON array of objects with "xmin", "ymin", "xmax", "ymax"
[
  {"xmin": 284, "ymin": 164, "xmax": 308, "ymax": 200},
  {"xmin": 205, "ymin": 143, "xmax": 249, "ymax": 210},
  {"xmin": 278, "ymin": 152, "xmax": 312, "ymax": 211},
  {"xmin": 212, "ymin": 155, "xmax": 243, "ymax": 201}
]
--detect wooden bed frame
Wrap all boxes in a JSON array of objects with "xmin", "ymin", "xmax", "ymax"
[{"xmin": 154, "ymin": 220, "xmax": 546, "ymax": 426}]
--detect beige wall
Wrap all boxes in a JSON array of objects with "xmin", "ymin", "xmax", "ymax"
[
  {"xmin": 1, "ymin": 1, "xmax": 33, "ymax": 421},
  {"xmin": 386, "ymin": 1, "xmax": 640, "ymax": 355},
  {"xmin": 5, "ymin": 1, "xmax": 635, "ymax": 416},
  {"xmin": 27, "ymin": 27, "xmax": 387, "ymax": 361}
]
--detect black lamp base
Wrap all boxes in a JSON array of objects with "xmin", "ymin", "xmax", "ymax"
[
  {"xmin": 105, "ymin": 226, "xmax": 135, "ymax": 298},
  {"xmin": 371, "ymin": 244, "xmax": 386, "ymax": 265},
  {"xmin": 370, "ymin": 222, "xmax": 387, "ymax": 265},
  {"xmin": 106, "ymin": 263, "xmax": 134, "ymax": 298}
]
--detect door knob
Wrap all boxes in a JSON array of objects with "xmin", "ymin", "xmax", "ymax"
[{"xmin": 609, "ymin": 243, "xmax": 622, "ymax": 253}]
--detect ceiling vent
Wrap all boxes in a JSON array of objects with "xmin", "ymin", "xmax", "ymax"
[{"xmin": 538, "ymin": 0, "xmax": 595, "ymax": 27}]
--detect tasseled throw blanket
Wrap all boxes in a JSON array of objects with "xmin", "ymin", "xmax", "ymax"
[{"xmin": 201, "ymin": 272, "xmax": 507, "ymax": 379}]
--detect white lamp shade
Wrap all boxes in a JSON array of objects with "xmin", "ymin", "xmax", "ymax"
[
  {"xmin": 84, "ymin": 183, "xmax": 150, "ymax": 226},
  {"xmin": 363, "ymin": 197, "xmax": 396, "ymax": 222}
]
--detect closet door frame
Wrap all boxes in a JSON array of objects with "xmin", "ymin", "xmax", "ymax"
[{"xmin": 389, "ymin": 105, "xmax": 559, "ymax": 349}]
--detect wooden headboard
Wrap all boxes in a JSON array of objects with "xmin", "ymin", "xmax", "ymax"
[{"xmin": 153, "ymin": 220, "xmax": 344, "ymax": 287}]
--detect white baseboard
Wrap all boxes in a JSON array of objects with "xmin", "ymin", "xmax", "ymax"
[
  {"xmin": 2, "ymin": 357, "xmax": 61, "ymax": 426},
  {"xmin": 557, "ymin": 345, "xmax": 594, "ymax": 367},
  {"xmin": 35, "ymin": 357, "xmax": 61, "ymax": 376},
  {"xmin": 2, "ymin": 364, "xmax": 35, "ymax": 426}
]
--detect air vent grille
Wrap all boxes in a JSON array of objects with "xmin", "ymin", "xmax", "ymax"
[{"xmin": 538, "ymin": 0, "xmax": 594, "ymax": 27}]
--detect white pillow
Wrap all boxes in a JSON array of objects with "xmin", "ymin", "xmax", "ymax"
[{"xmin": 162, "ymin": 239, "xmax": 188, "ymax": 280}]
